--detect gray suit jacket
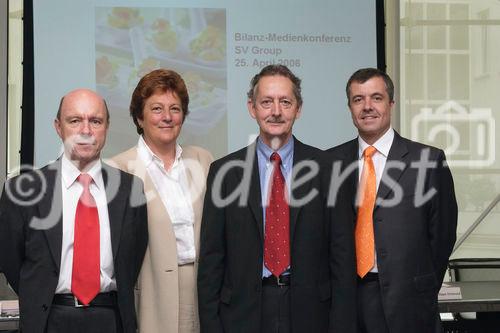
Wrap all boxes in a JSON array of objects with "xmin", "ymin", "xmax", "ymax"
[{"xmin": 327, "ymin": 132, "xmax": 457, "ymax": 333}]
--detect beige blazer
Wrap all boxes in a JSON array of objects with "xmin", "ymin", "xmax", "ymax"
[{"xmin": 110, "ymin": 145, "xmax": 213, "ymax": 333}]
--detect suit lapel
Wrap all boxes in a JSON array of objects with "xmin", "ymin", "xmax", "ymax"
[
  {"xmin": 124, "ymin": 148, "xmax": 169, "ymax": 219},
  {"xmin": 122, "ymin": 147, "xmax": 178, "ymax": 269},
  {"xmin": 344, "ymin": 140, "xmax": 360, "ymax": 215},
  {"xmin": 102, "ymin": 164, "xmax": 125, "ymax": 259},
  {"xmin": 41, "ymin": 161, "xmax": 63, "ymax": 271},
  {"xmin": 182, "ymin": 148, "xmax": 204, "ymax": 256},
  {"xmin": 246, "ymin": 143, "xmax": 264, "ymax": 243},
  {"xmin": 289, "ymin": 139, "xmax": 313, "ymax": 244},
  {"xmin": 375, "ymin": 132, "xmax": 409, "ymax": 210}
]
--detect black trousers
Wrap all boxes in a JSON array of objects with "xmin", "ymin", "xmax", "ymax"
[
  {"xmin": 261, "ymin": 284, "xmax": 291, "ymax": 333},
  {"xmin": 357, "ymin": 275, "xmax": 390, "ymax": 333},
  {"xmin": 45, "ymin": 303, "xmax": 123, "ymax": 333}
]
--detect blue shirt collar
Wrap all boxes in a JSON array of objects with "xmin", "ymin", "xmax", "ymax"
[{"xmin": 256, "ymin": 136, "xmax": 294, "ymax": 168}]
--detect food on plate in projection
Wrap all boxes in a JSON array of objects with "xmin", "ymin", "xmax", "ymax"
[
  {"xmin": 96, "ymin": 56, "xmax": 118, "ymax": 88},
  {"xmin": 183, "ymin": 72, "xmax": 217, "ymax": 107},
  {"xmin": 189, "ymin": 26, "xmax": 225, "ymax": 62},
  {"xmin": 151, "ymin": 18, "xmax": 178, "ymax": 53},
  {"xmin": 128, "ymin": 57, "xmax": 161, "ymax": 88},
  {"xmin": 107, "ymin": 7, "xmax": 143, "ymax": 29},
  {"xmin": 136, "ymin": 57, "xmax": 161, "ymax": 79},
  {"xmin": 181, "ymin": 71, "xmax": 226, "ymax": 135}
]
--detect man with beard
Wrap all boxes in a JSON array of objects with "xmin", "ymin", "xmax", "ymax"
[{"xmin": 0, "ymin": 89, "xmax": 148, "ymax": 333}]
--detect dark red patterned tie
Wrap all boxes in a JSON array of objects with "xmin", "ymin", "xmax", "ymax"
[
  {"xmin": 264, "ymin": 152, "xmax": 290, "ymax": 277},
  {"xmin": 71, "ymin": 173, "xmax": 100, "ymax": 305}
]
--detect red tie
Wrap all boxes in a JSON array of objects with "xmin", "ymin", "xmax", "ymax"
[
  {"xmin": 355, "ymin": 146, "xmax": 377, "ymax": 278},
  {"xmin": 71, "ymin": 173, "xmax": 100, "ymax": 305},
  {"xmin": 264, "ymin": 152, "xmax": 290, "ymax": 277}
]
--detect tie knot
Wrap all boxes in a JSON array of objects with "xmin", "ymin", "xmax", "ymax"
[
  {"xmin": 270, "ymin": 152, "xmax": 282, "ymax": 165},
  {"xmin": 78, "ymin": 173, "xmax": 93, "ymax": 188},
  {"xmin": 363, "ymin": 146, "xmax": 377, "ymax": 158}
]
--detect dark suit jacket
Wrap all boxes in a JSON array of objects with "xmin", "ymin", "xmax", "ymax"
[
  {"xmin": 327, "ymin": 132, "xmax": 458, "ymax": 333},
  {"xmin": 198, "ymin": 137, "xmax": 357, "ymax": 333},
  {"xmin": 0, "ymin": 160, "xmax": 148, "ymax": 333}
]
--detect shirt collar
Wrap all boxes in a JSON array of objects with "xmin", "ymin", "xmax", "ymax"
[
  {"xmin": 257, "ymin": 136, "xmax": 294, "ymax": 169},
  {"xmin": 61, "ymin": 154, "xmax": 103, "ymax": 189},
  {"xmin": 357, "ymin": 127, "xmax": 394, "ymax": 159},
  {"xmin": 137, "ymin": 135, "xmax": 183, "ymax": 169}
]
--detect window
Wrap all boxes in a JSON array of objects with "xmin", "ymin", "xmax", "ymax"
[{"xmin": 400, "ymin": 0, "xmax": 500, "ymax": 260}]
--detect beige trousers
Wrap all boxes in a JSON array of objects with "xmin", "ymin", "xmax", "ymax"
[{"xmin": 178, "ymin": 264, "xmax": 198, "ymax": 333}]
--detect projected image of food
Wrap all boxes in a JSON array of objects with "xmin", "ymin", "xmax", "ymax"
[
  {"xmin": 190, "ymin": 26, "xmax": 225, "ymax": 63},
  {"xmin": 95, "ymin": 7, "xmax": 227, "ymax": 156},
  {"xmin": 150, "ymin": 18, "xmax": 177, "ymax": 53},
  {"xmin": 107, "ymin": 7, "xmax": 143, "ymax": 29},
  {"xmin": 95, "ymin": 56, "xmax": 119, "ymax": 89}
]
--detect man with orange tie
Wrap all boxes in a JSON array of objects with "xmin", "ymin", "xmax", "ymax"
[
  {"xmin": 0, "ymin": 89, "xmax": 148, "ymax": 333},
  {"xmin": 198, "ymin": 64, "xmax": 357, "ymax": 333},
  {"xmin": 327, "ymin": 68, "xmax": 458, "ymax": 333}
]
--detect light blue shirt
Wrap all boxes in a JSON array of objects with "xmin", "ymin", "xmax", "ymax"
[{"xmin": 256, "ymin": 136, "xmax": 294, "ymax": 277}]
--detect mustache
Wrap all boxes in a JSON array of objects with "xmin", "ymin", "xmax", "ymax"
[{"xmin": 266, "ymin": 117, "xmax": 285, "ymax": 124}]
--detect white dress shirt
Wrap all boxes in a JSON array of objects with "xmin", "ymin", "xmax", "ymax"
[
  {"xmin": 137, "ymin": 136, "xmax": 196, "ymax": 265},
  {"xmin": 55, "ymin": 155, "xmax": 116, "ymax": 293},
  {"xmin": 357, "ymin": 127, "xmax": 395, "ymax": 273}
]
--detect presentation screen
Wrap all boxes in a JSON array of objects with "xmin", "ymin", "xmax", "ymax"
[{"xmin": 33, "ymin": 0, "xmax": 378, "ymax": 166}]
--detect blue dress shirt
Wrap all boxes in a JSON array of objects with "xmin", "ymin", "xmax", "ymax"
[{"xmin": 256, "ymin": 136, "xmax": 294, "ymax": 277}]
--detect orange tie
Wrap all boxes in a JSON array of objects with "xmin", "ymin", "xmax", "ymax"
[{"xmin": 355, "ymin": 146, "xmax": 377, "ymax": 278}]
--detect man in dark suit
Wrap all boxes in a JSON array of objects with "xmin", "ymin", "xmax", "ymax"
[
  {"xmin": 198, "ymin": 65, "xmax": 356, "ymax": 333},
  {"xmin": 327, "ymin": 68, "xmax": 458, "ymax": 333},
  {"xmin": 0, "ymin": 89, "xmax": 148, "ymax": 333}
]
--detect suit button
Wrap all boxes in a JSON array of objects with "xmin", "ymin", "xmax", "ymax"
[
  {"xmin": 42, "ymin": 304, "xmax": 48, "ymax": 311},
  {"xmin": 376, "ymin": 218, "xmax": 383, "ymax": 223},
  {"xmin": 53, "ymin": 270, "xmax": 58, "ymax": 276}
]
